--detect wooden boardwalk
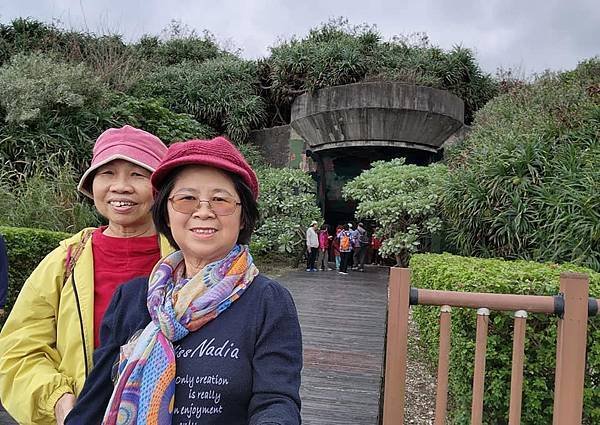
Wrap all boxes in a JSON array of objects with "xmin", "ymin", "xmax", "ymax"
[{"xmin": 279, "ymin": 266, "xmax": 389, "ymax": 425}]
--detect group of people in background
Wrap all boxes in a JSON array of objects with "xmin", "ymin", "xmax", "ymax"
[{"xmin": 305, "ymin": 221, "xmax": 384, "ymax": 274}]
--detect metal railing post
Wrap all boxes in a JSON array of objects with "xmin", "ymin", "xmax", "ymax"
[
  {"xmin": 382, "ymin": 267, "xmax": 411, "ymax": 425},
  {"xmin": 552, "ymin": 272, "xmax": 590, "ymax": 425}
]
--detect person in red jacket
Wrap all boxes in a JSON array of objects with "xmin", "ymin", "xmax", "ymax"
[
  {"xmin": 317, "ymin": 225, "xmax": 333, "ymax": 271},
  {"xmin": 332, "ymin": 225, "xmax": 343, "ymax": 270},
  {"xmin": 371, "ymin": 234, "xmax": 383, "ymax": 265}
]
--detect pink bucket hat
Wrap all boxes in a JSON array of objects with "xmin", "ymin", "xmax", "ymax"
[
  {"xmin": 151, "ymin": 137, "xmax": 259, "ymax": 199},
  {"xmin": 78, "ymin": 125, "xmax": 168, "ymax": 198}
]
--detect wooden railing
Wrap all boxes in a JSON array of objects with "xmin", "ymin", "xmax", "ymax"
[{"xmin": 382, "ymin": 268, "xmax": 595, "ymax": 425}]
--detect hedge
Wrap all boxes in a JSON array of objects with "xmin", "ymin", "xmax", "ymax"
[
  {"xmin": 0, "ymin": 226, "xmax": 70, "ymax": 328},
  {"xmin": 409, "ymin": 253, "xmax": 600, "ymax": 424}
]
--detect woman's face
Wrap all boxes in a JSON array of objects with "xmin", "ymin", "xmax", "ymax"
[
  {"xmin": 168, "ymin": 166, "xmax": 243, "ymax": 274},
  {"xmin": 92, "ymin": 159, "xmax": 154, "ymax": 235}
]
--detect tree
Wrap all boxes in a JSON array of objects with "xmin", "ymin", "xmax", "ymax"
[
  {"xmin": 343, "ymin": 158, "xmax": 447, "ymax": 266},
  {"xmin": 251, "ymin": 167, "xmax": 321, "ymax": 262}
]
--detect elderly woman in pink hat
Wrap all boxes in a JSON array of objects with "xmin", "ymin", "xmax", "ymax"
[
  {"xmin": 0, "ymin": 126, "xmax": 172, "ymax": 425},
  {"xmin": 67, "ymin": 137, "xmax": 302, "ymax": 425}
]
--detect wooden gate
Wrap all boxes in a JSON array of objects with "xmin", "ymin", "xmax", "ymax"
[{"xmin": 382, "ymin": 268, "xmax": 595, "ymax": 424}]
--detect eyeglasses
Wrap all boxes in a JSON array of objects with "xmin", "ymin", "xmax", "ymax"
[{"xmin": 169, "ymin": 194, "xmax": 241, "ymax": 216}]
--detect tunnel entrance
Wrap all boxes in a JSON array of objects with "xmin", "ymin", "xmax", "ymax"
[
  {"xmin": 290, "ymin": 83, "xmax": 464, "ymax": 227},
  {"xmin": 251, "ymin": 83, "xmax": 466, "ymax": 228},
  {"xmin": 311, "ymin": 145, "xmax": 441, "ymax": 226}
]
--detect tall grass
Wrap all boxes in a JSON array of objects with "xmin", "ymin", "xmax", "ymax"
[
  {"xmin": 0, "ymin": 161, "xmax": 101, "ymax": 232},
  {"xmin": 444, "ymin": 58, "xmax": 600, "ymax": 271}
]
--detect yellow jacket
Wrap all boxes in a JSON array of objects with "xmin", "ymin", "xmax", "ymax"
[{"xmin": 0, "ymin": 228, "xmax": 172, "ymax": 425}]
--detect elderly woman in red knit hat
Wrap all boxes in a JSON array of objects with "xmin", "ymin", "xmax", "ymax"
[
  {"xmin": 0, "ymin": 126, "xmax": 172, "ymax": 425},
  {"xmin": 67, "ymin": 137, "xmax": 302, "ymax": 425}
]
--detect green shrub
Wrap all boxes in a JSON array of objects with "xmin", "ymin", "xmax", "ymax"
[
  {"xmin": 0, "ymin": 18, "xmax": 150, "ymax": 91},
  {"xmin": 0, "ymin": 54, "xmax": 217, "ymax": 178},
  {"xmin": 251, "ymin": 167, "xmax": 320, "ymax": 260},
  {"xmin": 409, "ymin": 253, "xmax": 600, "ymax": 424},
  {"xmin": 0, "ymin": 52, "xmax": 105, "ymax": 123},
  {"xmin": 136, "ymin": 28, "xmax": 223, "ymax": 66},
  {"xmin": 252, "ymin": 250, "xmax": 296, "ymax": 278},
  {"xmin": 0, "ymin": 18, "xmax": 90, "ymax": 66},
  {"xmin": 106, "ymin": 94, "xmax": 215, "ymax": 143},
  {"xmin": 0, "ymin": 52, "xmax": 109, "ymax": 177},
  {"xmin": 74, "ymin": 35, "xmax": 150, "ymax": 92},
  {"xmin": 342, "ymin": 158, "xmax": 447, "ymax": 266},
  {"xmin": 0, "ymin": 226, "xmax": 71, "ymax": 328},
  {"xmin": 133, "ymin": 57, "xmax": 266, "ymax": 142},
  {"xmin": 263, "ymin": 20, "xmax": 377, "ymax": 109},
  {"xmin": 444, "ymin": 58, "xmax": 600, "ymax": 271},
  {"xmin": 261, "ymin": 18, "xmax": 497, "ymax": 124},
  {"xmin": 0, "ymin": 163, "xmax": 101, "ymax": 232}
]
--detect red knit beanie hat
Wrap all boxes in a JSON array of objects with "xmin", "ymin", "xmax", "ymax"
[
  {"xmin": 78, "ymin": 125, "xmax": 167, "ymax": 199},
  {"xmin": 151, "ymin": 137, "xmax": 259, "ymax": 199}
]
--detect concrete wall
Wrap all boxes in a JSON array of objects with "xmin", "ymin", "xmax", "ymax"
[
  {"xmin": 290, "ymin": 82, "xmax": 464, "ymax": 153},
  {"xmin": 248, "ymin": 125, "xmax": 315, "ymax": 171},
  {"xmin": 441, "ymin": 124, "xmax": 471, "ymax": 150},
  {"xmin": 249, "ymin": 82, "xmax": 468, "ymax": 224},
  {"xmin": 248, "ymin": 125, "xmax": 291, "ymax": 168}
]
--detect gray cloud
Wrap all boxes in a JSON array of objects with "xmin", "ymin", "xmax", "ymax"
[{"xmin": 1, "ymin": 0, "xmax": 598, "ymax": 75}]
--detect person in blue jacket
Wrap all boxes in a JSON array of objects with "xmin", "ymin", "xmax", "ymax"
[
  {"xmin": 67, "ymin": 137, "xmax": 302, "ymax": 425},
  {"xmin": 0, "ymin": 235, "xmax": 7, "ymax": 318}
]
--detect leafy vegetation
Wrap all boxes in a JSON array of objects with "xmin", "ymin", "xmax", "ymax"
[
  {"xmin": 132, "ymin": 57, "xmax": 266, "ymax": 143},
  {"xmin": 252, "ymin": 167, "xmax": 321, "ymax": 261},
  {"xmin": 410, "ymin": 253, "xmax": 600, "ymax": 424},
  {"xmin": 0, "ymin": 52, "xmax": 222, "ymax": 179},
  {"xmin": 0, "ymin": 226, "xmax": 71, "ymax": 328},
  {"xmin": 136, "ymin": 22, "xmax": 226, "ymax": 66},
  {"xmin": 0, "ymin": 52, "xmax": 105, "ymax": 123},
  {"xmin": 342, "ymin": 158, "xmax": 447, "ymax": 266},
  {"xmin": 444, "ymin": 58, "xmax": 600, "ymax": 271},
  {"xmin": 0, "ymin": 163, "xmax": 101, "ymax": 232},
  {"xmin": 105, "ymin": 94, "xmax": 216, "ymax": 143},
  {"xmin": 0, "ymin": 52, "xmax": 109, "ymax": 177},
  {"xmin": 260, "ymin": 18, "xmax": 497, "ymax": 125}
]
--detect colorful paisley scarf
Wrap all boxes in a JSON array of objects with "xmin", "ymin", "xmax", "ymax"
[{"xmin": 102, "ymin": 244, "xmax": 259, "ymax": 425}]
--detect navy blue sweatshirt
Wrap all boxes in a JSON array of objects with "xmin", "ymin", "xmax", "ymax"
[
  {"xmin": 66, "ymin": 274, "xmax": 302, "ymax": 425},
  {"xmin": 0, "ymin": 235, "xmax": 8, "ymax": 309}
]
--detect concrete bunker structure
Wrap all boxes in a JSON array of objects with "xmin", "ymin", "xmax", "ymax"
[{"xmin": 250, "ymin": 82, "xmax": 466, "ymax": 224}]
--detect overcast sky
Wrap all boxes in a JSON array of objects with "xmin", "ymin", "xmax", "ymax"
[{"xmin": 1, "ymin": 0, "xmax": 598, "ymax": 76}]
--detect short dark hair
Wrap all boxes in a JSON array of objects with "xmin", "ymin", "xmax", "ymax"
[{"xmin": 152, "ymin": 167, "xmax": 259, "ymax": 250}]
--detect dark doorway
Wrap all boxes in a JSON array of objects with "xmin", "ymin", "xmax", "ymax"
[{"xmin": 312, "ymin": 145, "xmax": 440, "ymax": 226}]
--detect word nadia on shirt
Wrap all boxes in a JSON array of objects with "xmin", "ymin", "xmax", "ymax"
[{"xmin": 174, "ymin": 338, "xmax": 240, "ymax": 359}]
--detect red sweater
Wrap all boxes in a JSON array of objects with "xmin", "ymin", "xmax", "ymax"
[
  {"xmin": 91, "ymin": 227, "xmax": 161, "ymax": 347},
  {"xmin": 318, "ymin": 231, "xmax": 330, "ymax": 250}
]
